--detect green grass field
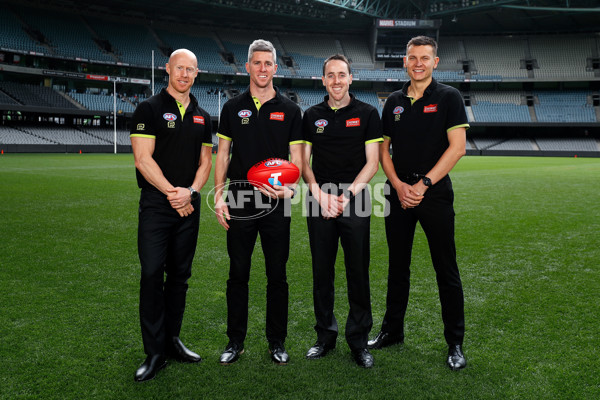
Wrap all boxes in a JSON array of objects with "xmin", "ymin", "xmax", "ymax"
[{"xmin": 1, "ymin": 154, "xmax": 599, "ymax": 399}]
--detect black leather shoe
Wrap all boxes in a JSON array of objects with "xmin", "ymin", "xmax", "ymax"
[
  {"xmin": 219, "ymin": 342, "xmax": 244, "ymax": 365},
  {"xmin": 367, "ymin": 331, "xmax": 404, "ymax": 349},
  {"xmin": 166, "ymin": 337, "xmax": 202, "ymax": 363},
  {"xmin": 447, "ymin": 344, "xmax": 466, "ymax": 370},
  {"xmin": 352, "ymin": 348, "xmax": 374, "ymax": 368},
  {"xmin": 134, "ymin": 354, "xmax": 167, "ymax": 382},
  {"xmin": 305, "ymin": 341, "xmax": 335, "ymax": 359},
  {"xmin": 269, "ymin": 341, "xmax": 289, "ymax": 365}
]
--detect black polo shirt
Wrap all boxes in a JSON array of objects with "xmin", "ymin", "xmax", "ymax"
[
  {"xmin": 303, "ymin": 94, "xmax": 383, "ymax": 185},
  {"xmin": 216, "ymin": 87, "xmax": 303, "ymax": 181},
  {"xmin": 382, "ymin": 79, "xmax": 469, "ymax": 175},
  {"xmin": 130, "ymin": 88, "xmax": 213, "ymax": 190}
]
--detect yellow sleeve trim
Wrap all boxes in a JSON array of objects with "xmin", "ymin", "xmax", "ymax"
[
  {"xmin": 303, "ymin": 140, "xmax": 313, "ymax": 146},
  {"xmin": 216, "ymin": 133, "xmax": 232, "ymax": 141},
  {"xmin": 365, "ymin": 138, "xmax": 384, "ymax": 145},
  {"xmin": 289, "ymin": 140, "xmax": 306, "ymax": 145},
  {"xmin": 130, "ymin": 134, "xmax": 156, "ymax": 139},
  {"xmin": 202, "ymin": 143, "xmax": 213, "ymax": 147},
  {"xmin": 447, "ymin": 123, "xmax": 470, "ymax": 133},
  {"xmin": 383, "ymin": 135, "xmax": 391, "ymax": 141}
]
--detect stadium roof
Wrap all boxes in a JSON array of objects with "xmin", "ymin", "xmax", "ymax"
[{"xmin": 8, "ymin": 0, "xmax": 600, "ymax": 35}]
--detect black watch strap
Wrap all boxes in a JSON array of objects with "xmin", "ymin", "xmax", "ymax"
[{"xmin": 422, "ymin": 176, "xmax": 432, "ymax": 187}]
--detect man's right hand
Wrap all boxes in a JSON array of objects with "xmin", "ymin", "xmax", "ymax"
[
  {"xmin": 395, "ymin": 181, "xmax": 424, "ymax": 209},
  {"xmin": 214, "ymin": 197, "xmax": 230, "ymax": 230}
]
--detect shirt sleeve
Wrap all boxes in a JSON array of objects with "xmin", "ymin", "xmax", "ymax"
[
  {"xmin": 381, "ymin": 95, "xmax": 395, "ymax": 141},
  {"xmin": 364, "ymin": 107, "xmax": 383, "ymax": 144},
  {"xmin": 445, "ymin": 88, "xmax": 470, "ymax": 132},
  {"xmin": 216, "ymin": 102, "xmax": 232, "ymax": 141},
  {"xmin": 288, "ymin": 105, "xmax": 304, "ymax": 145},
  {"xmin": 202, "ymin": 111, "xmax": 213, "ymax": 147},
  {"xmin": 302, "ymin": 108, "xmax": 313, "ymax": 146},
  {"xmin": 130, "ymin": 101, "xmax": 155, "ymax": 139}
]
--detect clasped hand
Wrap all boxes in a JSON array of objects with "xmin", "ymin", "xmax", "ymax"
[{"xmin": 166, "ymin": 187, "xmax": 194, "ymax": 217}]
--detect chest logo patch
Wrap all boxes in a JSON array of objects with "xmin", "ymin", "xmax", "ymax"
[
  {"xmin": 393, "ymin": 106, "xmax": 404, "ymax": 115},
  {"xmin": 163, "ymin": 113, "xmax": 177, "ymax": 121},
  {"xmin": 193, "ymin": 116, "xmax": 205, "ymax": 125},
  {"xmin": 167, "ymin": 121, "xmax": 175, "ymax": 129},
  {"xmin": 315, "ymin": 119, "xmax": 328, "ymax": 133},
  {"xmin": 238, "ymin": 109, "xmax": 252, "ymax": 118},
  {"xmin": 270, "ymin": 112, "xmax": 285, "ymax": 121},
  {"xmin": 424, "ymin": 104, "xmax": 438, "ymax": 113},
  {"xmin": 346, "ymin": 118, "xmax": 360, "ymax": 127}
]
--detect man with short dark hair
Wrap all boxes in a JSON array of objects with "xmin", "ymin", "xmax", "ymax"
[
  {"xmin": 130, "ymin": 48, "xmax": 213, "ymax": 381},
  {"xmin": 368, "ymin": 36, "xmax": 470, "ymax": 370},
  {"xmin": 214, "ymin": 39, "xmax": 303, "ymax": 365},
  {"xmin": 302, "ymin": 54, "xmax": 382, "ymax": 368}
]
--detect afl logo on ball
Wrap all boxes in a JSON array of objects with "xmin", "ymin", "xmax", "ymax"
[
  {"xmin": 163, "ymin": 113, "xmax": 177, "ymax": 121},
  {"xmin": 264, "ymin": 160, "xmax": 283, "ymax": 167}
]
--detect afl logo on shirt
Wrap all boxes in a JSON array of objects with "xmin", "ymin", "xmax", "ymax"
[
  {"xmin": 163, "ymin": 113, "xmax": 177, "ymax": 121},
  {"xmin": 315, "ymin": 119, "xmax": 328, "ymax": 133},
  {"xmin": 393, "ymin": 106, "xmax": 404, "ymax": 121},
  {"xmin": 238, "ymin": 109, "xmax": 252, "ymax": 125}
]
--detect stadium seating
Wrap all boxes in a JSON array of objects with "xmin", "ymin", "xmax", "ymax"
[{"xmin": 0, "ymin": 82, "xmax": 78, "ymax": 109}]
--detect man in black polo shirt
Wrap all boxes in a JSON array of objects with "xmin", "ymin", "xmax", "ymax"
[
  {"xmin": 302, "ymin": 54, "xmax": 382, "ymax": 368},
  {"xmin": 214, "ymin": 39, "xmax": 303, "ymax": 365},
  {"xmin": 130, "ymin": 49, "xmax": 213, "ymax": 381},
  {"xmin": 367, "ymin": 36, "xmax": 470, "ymax": 370}
]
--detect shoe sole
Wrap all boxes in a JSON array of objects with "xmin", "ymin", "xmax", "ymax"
[{"xmin": 219, "ymin": 349, "xmax": 244, "ymax": 365}]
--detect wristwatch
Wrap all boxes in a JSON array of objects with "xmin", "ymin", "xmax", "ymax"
[
  {"xmin": 421, "ymin": 176, "xmax": 433, "ymax": 188},
  {"xmin": 188, "ymin": 186, "xmax": 199, "ymax": 200}
]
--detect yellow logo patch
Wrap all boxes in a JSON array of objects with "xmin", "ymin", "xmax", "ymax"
[{"xmin": 136, "ymin": 123, "xmax": 145, "ymax": 131}]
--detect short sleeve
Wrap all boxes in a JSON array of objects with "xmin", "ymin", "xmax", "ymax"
[{"xmin": 130, "ymin": 101, "xmax": 155, "ymax": 139}]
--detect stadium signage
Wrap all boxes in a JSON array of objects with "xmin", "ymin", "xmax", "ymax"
[{"xmin": 376, "ymin": 19, "xmax": 441, "ymax": 29}]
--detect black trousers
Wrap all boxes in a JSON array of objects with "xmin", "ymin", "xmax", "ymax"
[
  {"xmin": 138, "ymin": 189, "xmax": 200, "ymax": 356},
  {"xmin": 225, "ymin": 189, "xmax": 290, "ymax": 345},
  {"xmin": 380, "ymin": 176, "xmax": 465, "ymax": 346},
  {"xmin": 306, "ymin": 189, "xmax": 373, "ymax": 351}
]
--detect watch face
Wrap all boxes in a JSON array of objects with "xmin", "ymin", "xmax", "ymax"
[
  {"xmin": 423, "ymin": 177, "xmax": 432, "ymax": 187},
  {"xmin": 190, "ymin": 189, "xmax": 199, "ymax": 200}
]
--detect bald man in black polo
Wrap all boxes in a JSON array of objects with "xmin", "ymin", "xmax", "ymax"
[{"xmin": 130, "ymin": 49, "xmax": 213, "ymax": 382}]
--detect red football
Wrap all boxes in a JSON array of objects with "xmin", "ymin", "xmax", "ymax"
[{"xmin": 247, "ymin": 158, "xmax": 300, "ymax": 188}]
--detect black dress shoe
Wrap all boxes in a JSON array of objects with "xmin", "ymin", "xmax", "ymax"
[
  {"xmin": 269, "ymin": 341, "xmax": 289, "ymax": 365},
  {"xmin": 219, "ymin": 342, "xmax": 244, "ymax": 365},
  {"xmin": 447, "ymin": 344, "xmax": 466, "ymax": 370},
  {"xmin": 134, "ymin": 354, "xmax": 167, "ymax": 382},
  {"xmin": 166, "ymin": 337, "xmax": 202, "ymax": 363},
  {"xmin": 367, "ymin": 331, "xmax": 404, "ymax": 349},
  {"xmin": 305, "ymin": 341, "xmax": 335, "ymax": 359},
  {"xmin": 352, "ymin": 348, "xmax": 374, "ymax": 368}
]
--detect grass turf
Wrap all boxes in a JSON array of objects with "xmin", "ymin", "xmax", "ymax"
[{"xmin": 0, "ymin": 154, "xmax": 598, "ymax": 399}]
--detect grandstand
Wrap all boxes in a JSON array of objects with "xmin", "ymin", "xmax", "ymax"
[{"xmin": 0, "ymin": 0, "xmax": 598, "ymax": 156}]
